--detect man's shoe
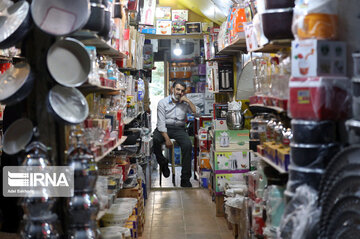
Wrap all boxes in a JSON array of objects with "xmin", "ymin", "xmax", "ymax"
[
  {"xmin": 160, "ymin": 162, "xmax": 170, "ymax": 178},
  {"xmin": 180, "ymin": 180, "xmax": 192, "ymax": 188}
]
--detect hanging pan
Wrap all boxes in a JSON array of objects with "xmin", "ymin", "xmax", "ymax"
[
  {"xmin": 0, "ymin": 0, "xmax": 32, "ymax": 49},
  {"xmin": 30, "ymin": 0, "xmax": 90, "ymax": 36},
  {"xmin": 0, "ymin": 62, "xmax": 35, "ymax": 106},
  {"xmin": 47, "ymin": 85, "xmax": 89, "ymax": 125},
  {"xmin": 3, "ymin": 118, "xmax": 34, "ymax": 155},
  {"xmin": 47, "ymin": 38, "xmax": 91, "ymax": 87}
]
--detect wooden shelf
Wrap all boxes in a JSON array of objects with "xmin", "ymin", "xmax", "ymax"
[
  {"xmin": 254, "ymin": 151, "xmax": 288, "ymax": 174},
  {"xmin": 72, "ymin": 31, "xmax": 127, "ymax": 59},
  {"xmin": 144, "ymin": 33, "xmax": 204, "ymax": 40},
  {"xmin": 79, "ymin": 83, "xmax": 123, "ymax": 94},
  {"xmin": 95, "ymin": 136, "xmax": 128, "ymax": 162},
  {"xmin": 217, "ymin": 38, "xmax": 247, "ymax": 55},
  {"xmin": 252, "ymin": 39, "xmax": 292, "ymax": 53}
]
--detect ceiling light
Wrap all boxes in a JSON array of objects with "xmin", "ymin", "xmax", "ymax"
[{"xmin": 173, "ymin": 39, "xmax": 182, "ymax": 56}]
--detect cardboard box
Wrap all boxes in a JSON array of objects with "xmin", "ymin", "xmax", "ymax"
[
  {"xmin": 172, "ymin": 20, "xmax": 186, "ymax": 35},
  {"xmin": 215, "ymin": 172, "xmax": 246, "ymax": 193},
  {"xmin": 156, "ymin": 20, "xmax": 172, "ymax": 35},
  {"xmin": 213, "ymin": 119, "xmax": 228, "ymax": 130},
  {"xmin": 213, "ymin": 104, "xmax": 228, "ymax": 120},
  {"xmin": 172, "ymin": 10, "xmax": 188, "ymax": 21},
  {"xmin": 117, "ymin": 184, "xmax": 143, "ymax": 198},
  {"xmin": 277, "ymin": 146, "xmax": 290, "ymax": 171},
  {"xmin": 213, "ymin": 151, "xmax": 250, "ymax": 170},
  {"xmin": 289, "ymin": 77, "xmax": 351, "ymax": 120},
  {"xmin": 214, "ymin": 130, "xmax": 249, "ymax": 151},
  {"xmin": 186, "ymin": 22, "xmax": 201, "ymax": 35},
  {"xmin": 292, "ymin": 39, "xmax": 346, "ymax": 77},
  {"xmin": 156, "ymin": 7, "xmax": 171, "ymax": 20}
]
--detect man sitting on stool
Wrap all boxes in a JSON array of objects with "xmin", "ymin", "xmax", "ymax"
[{"xmin": 153, "ymin": 80, "xmax": 199, "ymax": 187}]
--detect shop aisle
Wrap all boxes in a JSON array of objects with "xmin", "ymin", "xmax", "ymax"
[{"xmin": 139, "ymin": 189, "xmax": 234, "ymax": 239}]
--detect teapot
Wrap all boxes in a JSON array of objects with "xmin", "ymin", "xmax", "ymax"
[{"xmin": 226, "ymin": 108, "xmax": 249, "ymax": 130}]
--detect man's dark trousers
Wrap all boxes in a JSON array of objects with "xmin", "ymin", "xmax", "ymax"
[{"xmin": 152, "ymin": 125, "xmax": 192, "ymax": 181}]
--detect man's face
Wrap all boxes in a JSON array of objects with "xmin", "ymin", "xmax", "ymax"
[{"xmin": 173, "ymin": 84, "xmax": 186, "ymax": 101}]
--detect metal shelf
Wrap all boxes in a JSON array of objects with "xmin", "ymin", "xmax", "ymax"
[
  {"xmin": 254, "ymin": 151, "xmax": 288, "ymax": 174},
  {"xmin": 249, "ymin": 104, "xmax": 286, "ymax": 114},
  {"xmin": 95, "ymin": 136, "xmax": 128, "ymax": 162},
  {"xmin": 217, "ymin": 38, "xmax": 247, "ymax": 55},
  {"xmin": 72, "ymin": 31, "xmax": 127, "ymax": 59}
]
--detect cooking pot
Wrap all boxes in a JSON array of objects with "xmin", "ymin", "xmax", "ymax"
[
  {"xmin": 265, "ymin": 0, "xmax": 294, "ymax": 10},
  {"xmin": 3, "ymin": 118, "xmax": 33, "ymax": 155},
  {"xmin": 21, "ymin": 196, "xmax": 56, "ymax": 218},
  {"xmin": 226, "ymin": 109, "xmax": 249, "ymax": 130},
  {"xmin": 0, "ymin": 0, "xmax": 32, "ymax": 49},
  {"xmin": 47, "ymin": 38, "xmax": 91, "ymax": 87},
  {"xmin": 98, "ymin": 5, "xmax": 111, "ymax": 40},
  {"xmin": 113, "ymin": 0, "xmax": 122, "ymax": 19},
  {"xmin": 31, "ymin": 0, "xmax": 90, "ymax": 36},
  {"xmin": 84, "ymin": 2, "xmax": 105, "ymax": 32},
  {"xmin": 0, "ymin": 62, "xmax": 35, "ymax": 106},
  {"xmin": 21, "ymin": 214, "xmax": 60, "ymax": 239},
  {"xmin": 47, "ymin": 85, "xmax": 89, "ymax": 125},
  {"xmin": 262, "ymin": 8, "xmax": 294, "ymax": 40}
]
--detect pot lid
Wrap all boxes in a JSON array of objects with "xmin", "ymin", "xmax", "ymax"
[
  {"xmin": 0, "ymin": 1, "xmax": 29, "ymax": 44},
  {"xmin": 49, "ymin": 85, "xmax": 89, "ymax": 124},
  {"xmin": 0, "ymin": 62, "xmax": 30, "ymax": 101}
]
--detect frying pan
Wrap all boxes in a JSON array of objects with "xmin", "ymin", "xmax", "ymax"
[
  {"xmin": 0, "ymin": 62, "xmax": 34, "ymax": 105},
  {"xmin": 30, "ymin": 0, "xmax": 90, "ymax": 36},
  {"xmin": 47, "ymin": 85, "xmax": 89, "ymax": 125},
  {"xmin": 47, "ymin": 38, "xmax": 91, "ymax": 87},
  {"xmin": 3, "ymin": 118, "xmax": 33, "ymax": 155},
  {"xmin": 0, "ymin": 0, "xmax": 32, "ymax": 49}
]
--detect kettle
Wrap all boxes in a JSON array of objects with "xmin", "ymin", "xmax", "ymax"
[
  {"xmin": 220, "ymin": 132, "xmax": 230, "ymax": 147},
  {"xmin": 226, "ymin": 109, "xmax": 249, "ymax": 130}
]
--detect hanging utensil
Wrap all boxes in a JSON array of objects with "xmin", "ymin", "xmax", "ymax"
[
  {"xmin": 3, "ymin": 118, "xmax": 34, "ymax": 155},
  {"xmin": 47, "ymin": 38, "xmax": 91, "ymax": 87},
  {"xmin": 31, "ymin": 0, "xmax": 90, "ymax": 36},
  {"xmin": 0, "ymin": 62, "xmax": 35, "ymax": 105},
  {"xmin": 0, "ymin": 0, "xmax": 32, "ymax": 49}
]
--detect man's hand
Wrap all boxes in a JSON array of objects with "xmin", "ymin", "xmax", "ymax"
[
  {"xmin": 180, "ymin": 95, "xmax": 190, "ymax": 103},
  {"xmin": 165, "ymin": 138, "xmax": 173, "ymax": 148}
]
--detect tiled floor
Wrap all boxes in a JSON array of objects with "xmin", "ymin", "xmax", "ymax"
[{"xmin": 139, "ymin": 164, "xmax": 234, "ymax": 239}]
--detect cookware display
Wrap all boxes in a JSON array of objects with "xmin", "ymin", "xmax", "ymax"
[
  {"xmin": 84, "ymin": 1, "xmax": 105, "ymax": 32},
  {"xmin": 291, "ymin": 119, "xmax": 336, "ymax": 144},
  {"xmin": 67, "ymin": 193, "xmax": 100, "ymax": 227},
  {"xmin": 98, "ymin": 0, "xmax": 111, "ymax": 40},
  {"xmin": 47, "ymin": 85, "xmax": 89, "ymax": 125},
  {"xmin": 0, "ymin": 62, "xmax": 35, "ymax": 105},
  {"xmin": 47, "ymin": 38, "xmax": 91, "ymax": 87},
  {"xmin": 21, "ymin": 214, "xmax": 61, "ymax": 239},
  {"xmin": 3, "ymin": 118, "xmax": 33, "ymax": 155},
  {"xmin": 30, "ymin": 0, "xmax": 90, "ymax": 36},
  {"xmin": 0, "ymin": 0, "xmax": 32, "ymax": 49},
  {"xmin": 265, "ymin": 0, "xmax": 294, "ymax": 10},
  {"xmin": 262, "ymin": 8, "xmax": 294, "ymax": 40},
  {"xmin": 290, "ymin": 143, "xmax": 339, "ymax": 168}
]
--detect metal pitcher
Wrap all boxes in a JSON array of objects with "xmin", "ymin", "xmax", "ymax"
[{"xmin": 226, "ymin": 109, "xmax": 249, "ymax": 130}]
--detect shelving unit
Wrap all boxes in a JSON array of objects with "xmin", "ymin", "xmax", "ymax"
[
  {"xmin": 95, "ymin": 136, "xmax": 128, "ymax": 162},
  {"xmin": 217, "ymin": 38, "xmax": 247, "ymax": 55},
  {"xmin": 123, "ymin": 112, "xmax": 142, "ymax": 125},
  {"xmin": 143, "ymin": 33, "xmax": 204, "ymax": 40},
  {"xmin": 79, "ymin": 82, "xmax": 124, "ymax": 94},
  {"xmin": 249, "ymin": 104, "xmax": 286, "ymax": 114},
  {"xmin": 254, "ymin": 151, "xmax": 288, "ymax": 174},
  {"xmin": 72, "ymin": 31, "xmax": 127, "ymax": 59},
  {"xmin": 251, "ymin": 39, "xmax": 292, "ymax": 53}
]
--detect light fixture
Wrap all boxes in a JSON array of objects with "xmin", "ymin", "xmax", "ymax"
[{"xmin": 173, "ymin": 39, "xmax": 182, "ymax": 56}]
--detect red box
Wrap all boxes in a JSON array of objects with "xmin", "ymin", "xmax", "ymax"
[
  {"xmin": 249, "ymin": 95, "xmax": 258, "ymax": 105},
  {"xmin": 289, "ymin": 77, "xmax": 351, "ymax": 120}
]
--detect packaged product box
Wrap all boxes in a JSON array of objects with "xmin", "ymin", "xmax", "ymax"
[
  {"xmin": 140, "ymin": 27, "xmax": 156, "ymax": 34},
  {"xmin": 172, "ymin": 20, "xmax": 186, "ymax": 35},
  {"xmin": 213, "ymin": 151, "xmax": 250, "ymax": 170},
  {"xmin": 291, "ymin": 39, "xmax": 346, "ymax": 77},
  {"xmin": 199, "ymin": 150, "xmax": 211, "ymax": 169},
  {"xmin": 204, "ymin": 100, "xmax": 214, "ymax": 114},
  {"xmin": 215, "ymin": 172, "xmax": 247, "ymax": 194},
  {"xmin": 277, "ymin": 147, "xmax": 290, "ymax": 171},
  {"xmin": 156, "ymin": 20, "xmax": 172, "ymax": 35},
  {"xmin": 155, "ymin": 7, "xmax": 171, "ymax": 20},
  {"xmin": 213, "ymin": 104, "xmax": 228, "ymax": 120},
  {"xmin": 172, "ymin": 9, "xmax": 188, "ymax": 21},
  {"xmin": 214, "ymin": 129, "xmax": 250, "ymax": 151},
  {"xmin": 186, "ymin": 22, "xmax": 202, "ymax": 34},
  {"xmin": 202, "ymin": 22, "xmax": 213, "ymax": 34},
  {"xmin": 289, "ymin": 77, "xmax": 351, "ymax": 120},
  {"xmin": 213, "ymin": 119, "xmax": 228, "ymax": 130}
]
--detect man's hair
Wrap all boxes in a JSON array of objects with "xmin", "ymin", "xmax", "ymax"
[{"xmin": 172, "ymin": 80, "xmax": 186, "ymax": 89}]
